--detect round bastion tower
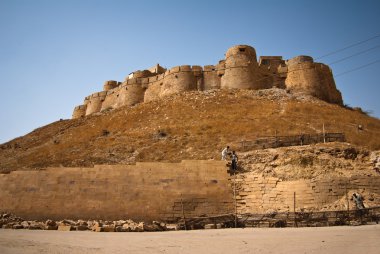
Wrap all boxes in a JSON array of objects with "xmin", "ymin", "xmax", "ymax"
[
  {"xmin": 285, "ymin": 56, "xmax": 343, "ymax": 105},
  {"xmin": 221, "ymin": 45, "xmax": 266, "ymax": 90}
]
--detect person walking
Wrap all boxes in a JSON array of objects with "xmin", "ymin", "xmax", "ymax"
[
  {"xmin": 221, "ymin": 146, "xmax": 230, "ymax": 160},
  {"xmin": 352, "ymin": 193, "xmax": 365, "ymax": 209}
]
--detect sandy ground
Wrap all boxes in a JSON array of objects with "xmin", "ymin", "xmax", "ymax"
[{"xmin": 0, "ymin": 225, "xmax": 379, "ymax": 254}]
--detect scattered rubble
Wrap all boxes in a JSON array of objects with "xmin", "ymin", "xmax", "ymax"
[{"xmin": 0, "ymin": 213, "xmax": 173, "ymax": 232}]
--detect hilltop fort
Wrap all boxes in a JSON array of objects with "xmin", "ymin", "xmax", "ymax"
[
  {"xmin": 1, "ymin": 44, "xmax": 380, "ymax": 229},
  {"xmin": 72, "ymin": 45, "xmax": 343, "ymax": 118}
]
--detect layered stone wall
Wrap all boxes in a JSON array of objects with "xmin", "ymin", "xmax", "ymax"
[
  {"xmin": 0, "ymin": 160, "xmax": 234, "ymax": 222},
  {"xmin": 234, "ymin": 173, "xmax": 380, "ymax": 214},
  {"xmin": 2, "ymin": 159, "xmax": 378, "ymax": 222}
]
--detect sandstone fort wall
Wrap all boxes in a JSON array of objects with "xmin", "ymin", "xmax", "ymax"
[
  {"xmin": 72, "ymin": 45, "xmax": 344, "ymax": 119},
  {"xmin": 0, "ymin": 161, "xmax": 234, "ymax": 222},
  {"xmin": 72, "ymin": 105, "xmax": 87, "ymax": 119},
  {"xmin": 117, "ymin": 82, "xmax": 146, "ymax": 107},
  {"xmin": 2, "ymin": 160, "xmax": 378, "ymax": 221},
  {"xmin": 85, "ymin": 91, "xmax": 107, "ymax": 116},
  {"xmin": 285, "ymin": 58, "xmax": 343, "ymax": 105},
  {"xmin": 235, "ymin": 174, "xmax": 380, "ymax": 214}
]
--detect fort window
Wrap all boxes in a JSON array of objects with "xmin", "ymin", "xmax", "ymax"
[
  {"xmin": 239, "ymin": 48, "xmax": 245, "ymax": 52},
  {"xmin": 160, "ymin": 82, "xmax": 163, "ymax": 86}
]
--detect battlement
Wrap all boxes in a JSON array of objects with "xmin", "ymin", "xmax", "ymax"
[
  {"xmin": 103, "ymin": 80, "xmax": 119, "ymax": 91},
  {"xmin": 287, "ymin": 55, "xmax": 314, "ymax": 66},
  {"xmin": 72, "ymin": 45, "xmax": 343, "ymax": 119}
]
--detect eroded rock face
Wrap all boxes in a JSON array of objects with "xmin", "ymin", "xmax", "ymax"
[
  {"xmin": 234, "ymin": 143, "xmax": 380, "ymax": 214},
  {"xmin": 238, "ymin": 143, "xmax": 374, "ymax": 180}
]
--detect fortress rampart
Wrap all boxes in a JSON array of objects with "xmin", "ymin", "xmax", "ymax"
[
  {"xmin": 0, "ymin": 161, "xmax": 234, "ymax": 221},
  {"xmin": 285, "ymin": 56, "xmax": 343, "ymax": 105},
  {"xmin": 235, "ymin": 174, "xmax": 380, "ymax": 214},
  {"xmin": 1, "ymin": 161, "xmax": 378, "ymax": 222},
  {"xmin": 72, "ymin": 45, "xmax": 344, "ymax": 119}
]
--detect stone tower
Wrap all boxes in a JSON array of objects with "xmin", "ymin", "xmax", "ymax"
[
  {"xmin": 221, "ymin": 45, "xmax": 270, "ymax": 90},
  {"xmin": 285, "ymin": 56, "xmax": 343, "ymax": 105}
]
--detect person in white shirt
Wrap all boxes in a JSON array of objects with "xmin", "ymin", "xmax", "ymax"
[{"xmin": 221, "ymin": 146, "xmax": 230, "ymax": 160}]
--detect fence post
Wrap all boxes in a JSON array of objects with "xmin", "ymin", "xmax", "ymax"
[
  {"xmin": 233, "ymin": 172, "xmax": 238, "ymax": 228},
  {"xmin": 345, "ymin": 184, "xmax": 350, "ymax": 224},
  {"xmin": 180, "ymin": 197, "xmax": 187, "ymax": 230},
  {"xmin": 275, "ymin": 130, "xmax": 278, "ymax": 147},
  {"xmin": 323, "ymin": 123, "xmax": 326, "ymax": 143},
  {"xmin": 294, "ymin": 192, "xmax": 297, "ymax": 227}
]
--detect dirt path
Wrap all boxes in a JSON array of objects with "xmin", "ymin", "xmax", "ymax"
[{"xmin": 1, "ymin": 225, "xmax": 379, "ymax": 254}]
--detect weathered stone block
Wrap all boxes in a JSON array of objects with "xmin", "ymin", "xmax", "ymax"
[{"xmin": 58, "ymin": 225, "xmax": 73, "ymax": 231}]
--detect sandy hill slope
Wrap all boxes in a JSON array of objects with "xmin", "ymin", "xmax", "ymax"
[{"xmin": 0, "ymin": 88, "xmax": 379, "ymax": 172}]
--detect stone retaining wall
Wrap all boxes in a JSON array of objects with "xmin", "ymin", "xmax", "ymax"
[
  {"xmin": 234, "ymin": 173, "xmax": 380, "ymax": 214},
  {"xmin": 0, "ymin": 160, "xmax": 234, "ymax": 222}
]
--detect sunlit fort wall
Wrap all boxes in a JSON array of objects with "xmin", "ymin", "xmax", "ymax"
[{"xmin": 72, "ymin": 45, "xmax": 343, "ymax": 119}]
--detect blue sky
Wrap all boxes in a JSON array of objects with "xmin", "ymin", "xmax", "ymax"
[{"xmin": 0, "ymin": 0, "xmax": 379, "ymax": 143}]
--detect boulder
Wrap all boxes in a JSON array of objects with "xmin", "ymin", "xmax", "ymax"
[
  {"xmin": 45, "ymin": 219, "xmax": 57, "ymax": 227},
  {"xmin": 45, "ymin": 220, "xmax": 58, "ymax": 230},
  {"xmin": 77, "ymin": 220, "xmax": 88, "ymax": 226},
  {"xmin": 142, "ymin": 223, "xmax": 157, "ymax": 232},
  {"xmin": 115, "ymin": 226, "xmax": 127, "ymax": 232},
  {"xmin": 21, "ymin": 221, "xmax": 30, "ymax": 229},
  {"xmin": 135, "ymin": 222, "xmax": 145, "ymax": 232},
  {"xmin": 102, "ymin": 225, "xmax": 115, "ymax": 232},
  {"xmin": 93, "ymin": 226, "xmax": 104, "ymax": 232},
  {"xmin": 12, "ymin": 224, "xmax": 23, "ymax": 229},
  {"xmin": 2, "ymin": 223, "xmax": 14, "ymax": 229},
  {"xmin": 28, "ymin": 221, "xmax": 44, "ymax": 230},
  {"xmin": 114, "ymin": 220, "xmax": 127, "ymax": 227},
  {"xmin": 58, "ymin": 225, "xmax": 73, "ymax": 231},
  {"xmin": 165, "ymin": 224, "xmax": 179, "ymax": 231},
  {"xmin": 61, "ymin": 219, "xmax": 77, "ymax": 226},
  {"xmin": 76, "ymin": 225, "xmax": 89, "ymax": 231},
  {"xmin": 91, "ymin": 221, "xmax": 103, "ymax": 231},
  {"xmin": 204, "ymin": 224, "xmax": 216, "ymax": 229}
]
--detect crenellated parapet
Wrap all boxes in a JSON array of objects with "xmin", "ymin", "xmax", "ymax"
[{"xmin": 72, "ymin": 45, "xmax": 344, "ymax": 119}]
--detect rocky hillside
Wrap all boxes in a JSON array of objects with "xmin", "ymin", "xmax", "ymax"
[
  {"xmin": 240, "ymin": 142, "xmax": 380, "ymax": 180},
  {"xmin": 0, "ymin": 88, "xmax": 380, "ymax": 172}
]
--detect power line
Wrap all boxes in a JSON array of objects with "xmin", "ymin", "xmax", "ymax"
[
  {"xmin": 315, "ymin": 34, "xmax": 380, "ymax": 60},
  {"xmin": 335, "ymin": 59, "xmax": 380, "ymax": 77},
  {"xmin": 328, "ymin": 44, "xmax": 380, "ymax": 65}
]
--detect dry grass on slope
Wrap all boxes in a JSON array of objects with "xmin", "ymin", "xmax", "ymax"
[{"xmin": 0, "ymin": 88, "xmax": 379, "ymax": 171}]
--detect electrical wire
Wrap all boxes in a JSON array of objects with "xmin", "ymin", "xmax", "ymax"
[
  {"xmin": 335, "ymin": 59, "xmax": 380, "ymax": 77},
  {"xmin": 328, "ymin": 44, "xmax": 380, "ymax": 65},
  {"xmin": 315, "ymin": 34, "xmax": 380, "ymax": 60}
]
